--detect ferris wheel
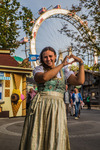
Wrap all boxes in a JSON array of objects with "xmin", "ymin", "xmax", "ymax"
[{"xmin": 30, "ymin": 5, "xmax": 97, "ymax": 66}]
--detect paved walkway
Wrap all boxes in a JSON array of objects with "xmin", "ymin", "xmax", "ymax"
[{"xmin": 0, "ymin": 109, "xmax": 100, "ymax": 150}]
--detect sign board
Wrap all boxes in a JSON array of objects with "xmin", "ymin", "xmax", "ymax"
[
  {"xmin": 29, "ymin": 54, "xmax": 39, "ymax": 61},
  {"xmin": 0, "ymin": 72, "xmax": 4, "ymax": 77},
  {"xmin": 0, "ymin": 77, "xmax": 11, "ymax": 80}
]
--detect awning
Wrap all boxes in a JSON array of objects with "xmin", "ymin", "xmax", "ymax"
[{"xmin": 0, "ymin": 77, "xmax": 11, "ymax": 80}]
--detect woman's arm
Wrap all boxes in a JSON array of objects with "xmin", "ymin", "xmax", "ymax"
[
  {"xmin": 72, "ymin": 93, "xmax": 75, "ymax": 103},
  {"xmin": 34, "ymin": 63, "xmax": 64, "ymax": 83},
  {"xmin": 34, "ymin": 55, "xmax": 70, "ymax": 83},
  {"xmin": 67, "ymin": 55, "xmax": 85, "ymax": 85},
  {"xmin": 34, "ymin": 54, "xmax": 85, "ymax": 84}
]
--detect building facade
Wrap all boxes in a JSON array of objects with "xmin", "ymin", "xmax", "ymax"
[
  {"xmin": 83, "ymin": 70, "xmax": 100, "ymax": 105},
  {"xmin": 0, "ymin": 49, "xmax": 33, "ymax": 117}
]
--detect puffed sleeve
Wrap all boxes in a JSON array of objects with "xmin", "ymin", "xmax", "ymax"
[
  {"xmin": 33, "ymin": 66, "xmax": 44, "ymax": 76},
  {"xmin": 63, "ymin": 66, "xmax": 74, "ymax": 80}
]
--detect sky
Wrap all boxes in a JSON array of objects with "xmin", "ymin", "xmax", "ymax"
[{"xmin": 14, "ymin": 0, "xmax": 82, "ymax": 60}]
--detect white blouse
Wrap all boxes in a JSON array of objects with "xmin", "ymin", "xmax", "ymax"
[{"xmin": 33, "ymin": 66, "xmax": 74, "ymax": 80}]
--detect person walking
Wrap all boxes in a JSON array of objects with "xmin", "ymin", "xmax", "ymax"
[
  {"xmin": 26, "ymin": 88, "xmax": 37, "ymax": 109},
  {"xmin": 86, "ymin": 95, "xmax": 91, "ymax": 109},
  {"xmin": 70, "ymin": 89, "xmax": 75, "ymax": 116},
  {"xmin": 64, "ymin": 85, "xmax": 69, "ymax": 119},
  {"xmin": 19, "ymin": 46, "xmax": 85, "ymax": 150},
  {"xmin": 72, "ymin": 88, "xmax": 83, "ymax": 119}
]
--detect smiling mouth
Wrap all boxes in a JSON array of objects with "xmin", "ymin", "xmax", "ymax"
[
  {"xmin": 47, "ymin": 61, "xmax": 52, "ymax": 64},
  {"xmin": 47, "ymin": 63, "xmax": 52, "ymax": 65}
]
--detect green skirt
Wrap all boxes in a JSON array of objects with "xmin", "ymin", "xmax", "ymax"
[{"xmin": 19, "ymin": 91, "xmax": 70, "ymax": 150}]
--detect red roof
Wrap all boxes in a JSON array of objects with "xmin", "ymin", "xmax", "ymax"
[{"xmin": 0, "ymin": 53, "xmax": 19, "ymax": 67}]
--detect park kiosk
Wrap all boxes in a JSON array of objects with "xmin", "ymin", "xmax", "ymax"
[{"xmin": 0, "ymin": 49, "xmax": 33, "ymax": 117}]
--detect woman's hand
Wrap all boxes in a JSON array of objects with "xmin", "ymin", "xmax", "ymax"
[
  {"xmin": 62, "ymin": 54, "xmax": 83, "ymax": 67},
  {"xmin": 69, "ymin": 54, "xmax": 83, "ymax": 64},
  {"xmin": 62, "ymin": 55, "xmax": 72, "ymax": 66}
]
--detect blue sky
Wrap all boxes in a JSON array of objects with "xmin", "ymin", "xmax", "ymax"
[{"xmin": 14, "ymin": 0, "xmax": 81, "ymax": 59}]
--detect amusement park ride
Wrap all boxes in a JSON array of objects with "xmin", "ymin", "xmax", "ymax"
[{"xmin": 20, "ymin": 5, "xmax": 98, "ymax": 67}]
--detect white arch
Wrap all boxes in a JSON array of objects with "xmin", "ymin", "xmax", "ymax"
[{"xmin": 30, "ymin": 8, "xmax": 93, "ymax": 55}]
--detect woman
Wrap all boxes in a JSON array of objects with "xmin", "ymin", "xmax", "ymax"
[
  {"xmin": 19, "ymin": 46, "xmax": 85, "ymax": 150},
  {"xmin": 72, "ymin": 88, "xmax": 83, "ymax": 119}
]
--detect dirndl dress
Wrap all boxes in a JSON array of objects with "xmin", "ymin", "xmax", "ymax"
[{"xmin": 19, "ymin": 70, "xmax": 70, "ymax": 150}]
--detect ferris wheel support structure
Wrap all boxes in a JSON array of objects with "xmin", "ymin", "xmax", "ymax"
[{"xmin": 30, "ymin": 8, "xmax": 97, "ymax": 66}]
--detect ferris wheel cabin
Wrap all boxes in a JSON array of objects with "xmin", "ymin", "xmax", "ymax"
[
  {"xmin": 38, "ymin": 7, "xmax": 47, "ymax": 14},
  {"xmin": 54, "ymin": 5, "xmax": 61, "ymax": 9}
]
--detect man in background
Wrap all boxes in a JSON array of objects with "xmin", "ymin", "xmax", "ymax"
[{"xmin": 64, "ymin": 85, "xmax": 70, "ymax": 119}]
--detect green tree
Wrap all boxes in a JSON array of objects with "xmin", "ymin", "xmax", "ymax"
[
  {"xmin": 70, "ymin": 64, "xmax": 100, "ymax": 72},
  {"xmin": 0, "ymin": 0, "xmax": 33, "ymax": 54}
]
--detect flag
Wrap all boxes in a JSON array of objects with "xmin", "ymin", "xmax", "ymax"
[{"xmin": 29, "ymin": 54, "xmax": 40, "ymax": 61}]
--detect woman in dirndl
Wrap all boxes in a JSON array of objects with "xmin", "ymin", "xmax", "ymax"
[{"xmin": 19, "ymin": 46, "xmax": 85, "ymax": 150}]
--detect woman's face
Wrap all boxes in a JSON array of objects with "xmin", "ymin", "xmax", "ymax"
[
  {"xmin": 42, "ymin": 50, "xmax": 56, "ymax": 68},
  {"xmin": 30, "ymin": 88, "xmax": 33, "ymax": 93},
  {"xmin": 74, "ymin": 88, "xmax": 78, "ymax": 93}
]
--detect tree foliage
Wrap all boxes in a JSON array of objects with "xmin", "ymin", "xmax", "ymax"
[
  {"xmin": 70, "ymin": 63, "xmax": 100, "ymax": 72},
  {"xmin": 0, "ymin": 0, "xmax": 33, "ymax": 53},
  {"xmin": 59, "ymin": 0, "xmax": 100, "ymax": 58}
]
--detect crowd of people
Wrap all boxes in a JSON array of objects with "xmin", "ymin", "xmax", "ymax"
[{"xmin": 64, "ymin": 87, "xmax": 85, "ymax": 120}]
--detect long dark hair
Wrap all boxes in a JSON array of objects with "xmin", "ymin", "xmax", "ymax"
[{"xmin": 40, "ymin": 46, "xmax": 56, "ymax": 67}]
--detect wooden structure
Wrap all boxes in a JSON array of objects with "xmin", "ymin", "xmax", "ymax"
[{"xmin": 83, "ymin": 70, "xmax": 100, "ymax": 105}]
